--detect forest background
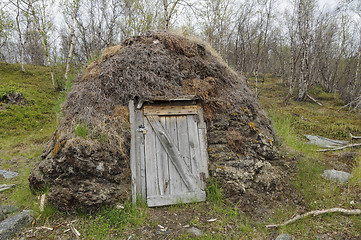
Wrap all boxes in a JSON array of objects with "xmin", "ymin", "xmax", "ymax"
[{"xmin": 0, "ymin": 0, "xmax": 360, "ymax": 107}]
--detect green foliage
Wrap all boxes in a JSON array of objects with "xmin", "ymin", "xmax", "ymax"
[
  {"xmin": 0, "ymin": 63, "xmax": 59, "ymax": 137},
  {"xmin": 0, "ymin": 85, "xmax": 23, "ymax": 101},
  {"xmin": 0, "ymin": 9, "xmax": 14, "ymax": 42},
  {"xmin": 350, "ymin": 156, "xmax": 361, "ymax": 186},
  {"xmin": 75, "ymin": 123, "xmax": 89, "ymax": 138},
  {"xmin": 206, "ymin": 178, "xmax": 223, "ymax": 205},
  {"xmin": 268, "ymin": 108, "xmax": 318, "ymax": 154}
]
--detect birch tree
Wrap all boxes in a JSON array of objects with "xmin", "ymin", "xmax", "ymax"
[
  {"xmin": 161, "ymin": 0, "xmax": 193, "ymax": 30},
  {"xmin": 62, "ymin": 0, "xmax": 80, "ymax": 80},
  {"xmin": 296, "ymin": 0, "xmax": 315, "ymax": 100},
  {"xmin": 22, "ymin": 0, "xmax": 56, "ymax": 89}
]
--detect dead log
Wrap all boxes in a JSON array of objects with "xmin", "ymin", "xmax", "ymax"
[
  {"xmin": 317, "ymin": 143, "xmax": 361, "ymax": 152},
  {"xmin": 266, "ymin": 208, "xmax": 361, "ymax": 228}
]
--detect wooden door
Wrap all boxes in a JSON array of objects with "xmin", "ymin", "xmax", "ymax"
[{"xmin": 129, "ymin": 101, "xmax": 208, "ymax": 207}]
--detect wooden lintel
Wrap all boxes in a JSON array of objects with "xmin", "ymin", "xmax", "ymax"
[{"xmin": 144, "ymin": 105, "xmax": 199, "ymax": 116}]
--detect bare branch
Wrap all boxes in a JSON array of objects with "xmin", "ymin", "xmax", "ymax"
[
  {"xmin": 266, "ymin": 208, "xmax": 361, "ymax": 228},
  {"xmin": 317, "ymin": 143, "xmax": 361, "ymax": 152}
]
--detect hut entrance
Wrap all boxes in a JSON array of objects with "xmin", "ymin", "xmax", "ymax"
[{"xmin": 129, "ymin": 97, "xmax": 209, "ymax": 207}]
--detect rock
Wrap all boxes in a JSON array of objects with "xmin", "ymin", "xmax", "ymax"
[
  {"xmin": 186, "ymin": 226, "xmax": 204, "ymax": 236},
  {"xmin": 0, "ymin": 184, "xmax": 15, "ymax": 193},
  {"xmin": 0, "ymin": 210, "xmax": 33, "ymax": 240},
  {"xmin": 275, "ymin": 234, "xmax": 291, "ymax": 240},
  {"xmin": 0, "ymin": 206, "xmax": 19, "ymax": 221},
  {"xmin": 322, "ymin": 170, "xmax": 352, "ymax": 184},
  {"xmin": 0, "ymin": 170, "xmax": 18, "ymax": 179}
]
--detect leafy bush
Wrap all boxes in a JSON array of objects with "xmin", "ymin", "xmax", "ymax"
[{"xmin": 0, "ymin": 85, "xmax": 23, "ymax": 101}]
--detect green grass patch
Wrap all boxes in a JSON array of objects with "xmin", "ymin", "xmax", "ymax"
[
  {"xmin": 350, "ymin": 155, "xmax": 361, "ymax": 186},
  {"xmin": 79, "ymin": 202, "xmax": 147, "ymax": 239},
  {"xmin": 75, "ymin": 123, "xmax": 89, "ymax": 138},
  {"xmin": 206, "ymin": 178, "xmax": 223, "ymax": 205}
]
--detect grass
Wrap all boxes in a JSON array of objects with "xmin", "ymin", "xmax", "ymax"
[
  {"xmin": 0, "ymin": 62, "xmax": 69, "ymax": 213},
  {"xmin": 75, "ymin": 123, "xmax": 89, "ymax": 138},
  {"xmin": 253, "ymin": 76, "xmax": 361, "ymax": 238},
  {"xmin": 79, "ymin": 203, "xmax": 147, "ymax": 239}
]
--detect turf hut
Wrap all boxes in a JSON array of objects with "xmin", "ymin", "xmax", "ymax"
[{"xmin": 29, "ymin": 31, "xmax": 283, "ymax": 210}]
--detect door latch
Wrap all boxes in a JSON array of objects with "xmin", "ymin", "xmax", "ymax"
[{"xmin": 137, "ymin": 125, "xmax": 148, "ymax": 134}]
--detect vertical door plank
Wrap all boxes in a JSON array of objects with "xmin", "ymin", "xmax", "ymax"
[
  {"xmin": 197, "ymin": 108, "xmax": 209, "ymax": 179},
  {"xmin": 177, "ymin": 116, "xmax": 190, "ymax": 192},
  {"xmin": 145, "ymin": 117, "xmax": 158, "ymax": 198},
  {"xmin": 186, "ymin": 115, "xmax": 204, "ymax": 189},
  {"xmin": 159, "ymin": 117, "xmax": 170, "ymax": 195},
  {"xmin": 135, "ymin": 108, "xmax": 146, "ymax": 199},
  {"xmin": 166, "ymin": 116, "xmax": 181, "ymax": 195},
  {"xmin": 129, "ymin": 101, "xmax": 137, "ymax": 204},
  {"xmin": 177, "ymin": 116, "xmax": 191, "ymax": 169}
]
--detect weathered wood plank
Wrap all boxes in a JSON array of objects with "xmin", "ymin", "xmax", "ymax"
[
  {"xmin": 197, "ymin": 108, "xmax": 209, "ymax": 179},
  {"xmin": 128, "ymin": 101, "xmax": 137, "ymax": 204},
  {"xmin": 147, "ymin": 191, "xmax": 206, "ymax": 207},
  {"xmin": 187, "ymin": 115, "xmax": 204, "ymax": 189},
  {"xmin": 159, "ymin": 117, "xmax": 170, "ymax": 195},
  {"xmin": 147, "ymin": 115, "xmax": 200, "ymax": 192},
  {"xmin": 145, "ymin": 117, "xmax": 158, "ymax": 198},
  {"xmin": 144, "ymin": 105, "xmax": 198, "ymax": 116},
  {"xmin": 135, "ymin": 108, "xmax": 146, "ymax": 200},
  {"xmin": 165, "ymin": 116, "xmax": 181, "ymax": 195},
  {"xmin": 177, "ymin": 116, "xmax": 190, "ymax": 192}
]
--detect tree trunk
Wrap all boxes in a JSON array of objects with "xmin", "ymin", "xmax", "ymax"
[
  {"xmin": 65, "ymin": 4, "xmax": 77, "ymax": 81},
  {"xmin": 28, "ymin": 0, "xmax": 56, "ymax": 89},
  {"xmin": 15, "ymin": 0, "xmax": 25, "ymax": 72}
]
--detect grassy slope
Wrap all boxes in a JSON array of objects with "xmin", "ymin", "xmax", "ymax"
[
  {"xmin": 0, "ymin": 62, "xmax": 61, "ymax": 209},
  {"xmin": 250, "ymin": 76, "xmax": 361, "ymax": 239},
  {"xmin": 1, "ymin": 63, "xmax": 360, "ymax": 239}
]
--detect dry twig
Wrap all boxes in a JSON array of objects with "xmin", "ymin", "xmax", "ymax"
[
  {"xmin": 350, "ymin": 133, "xmax": 361, "ymax": 139},
  {"xmin": 266, "ymin": 208, "xmax": 361, "ymax": 228},
  {"xmin": 337, "ymin": 96, "xmax": 361, "ymax": 111},
  {"xmin": 317, "ymin": 143, "xmax": 361, "ymax": 152}
]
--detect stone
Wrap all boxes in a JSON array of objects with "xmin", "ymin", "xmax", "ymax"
[
  {"xmin": 0, "ymin": 210, "xmax": 33, "ymax": 240},
  {"xmin": 186, "ymin": 226, "xmax": 204, "ymax": 236},
  {"xmin": 275, "ymin": 234, "xmax": 291, "ymax": 240},
  {"xmin": 0, "ymin": 205, "xmax": 19, "ymax": 221},
  {"xmin": 0, "ymin": 170, "xmax": 18, "ymax": 179},
  {"xmin": 322, "ymin": 170, "xmax": 352, "ymax": 184}
]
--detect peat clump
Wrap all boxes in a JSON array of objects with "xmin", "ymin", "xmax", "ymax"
[{"xmin": 29, "ymin": 31, "xmax": 285, "ymax": 211}]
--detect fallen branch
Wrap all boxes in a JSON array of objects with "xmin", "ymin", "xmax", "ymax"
[
  {"xmin": 266, "ymin": 208, "xmax": 361, "ymax": 228},
  {"xmin": 350, "ymin": 133, "xmax": 361, "ymax": 139},
  {"xmin": 0, "ymin": 184, "xmax": 15, "ymax": 192},
  {"xmin": 307, "ymin": 94, "xmax": 322, "ymax": 106},
  {"xmin": 70, "ymin": 223, "xmax": 81, "ymax": 239},
  {"xmin": 338, "ymin": 96, "xmax": 361, "ymax": 111},
  {"xmin": 317, "ymin": 143, "xmax": 361, "ymax": 152}
]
